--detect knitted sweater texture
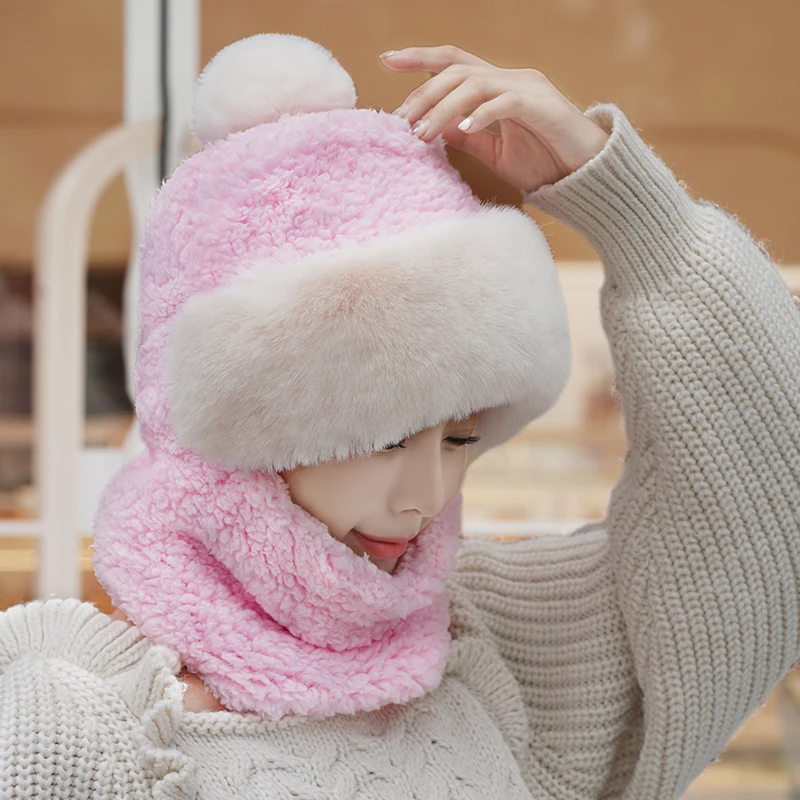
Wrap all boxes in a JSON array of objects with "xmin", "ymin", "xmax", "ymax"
[{"xmin": 1, "ymin": 105, "xmax": 799, "ymax": 800}]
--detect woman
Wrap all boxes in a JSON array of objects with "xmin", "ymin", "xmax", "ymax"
[{"xmin": 1, "ymin": 36, "xmax": 798, "ymax": 800}]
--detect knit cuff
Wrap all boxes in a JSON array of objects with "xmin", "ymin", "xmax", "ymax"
[
  {"xmin": 0, "ymin": 599, "xmax": 195, "ymax": 800},
  {"xmin": 525, "ymin": 104, "xmax": 700, "ymax": 288}
]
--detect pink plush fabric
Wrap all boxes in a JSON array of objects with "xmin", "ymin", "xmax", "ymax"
[
  {"xmin": 93, "ymin": 452, "xmax": 461, "ymax": 718},
  {"xmin": 94, "ymin": 108, "xmax": 475, "ymax": 716}
]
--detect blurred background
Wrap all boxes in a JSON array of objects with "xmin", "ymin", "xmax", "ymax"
[{"xmin": 0, "ymin": 2, "xmax": 798, "ymax": 797}]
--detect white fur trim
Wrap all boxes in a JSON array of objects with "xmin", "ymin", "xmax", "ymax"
[
  {"xmin": 166, "ymin": 207, "xmax": 571, "ymax": 471},
  {"xmin": 192, "ymin": 34, "xmax": 357, "ymax": 145}
]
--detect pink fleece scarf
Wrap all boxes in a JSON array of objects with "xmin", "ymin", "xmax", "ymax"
[{"xmin": 93, "ymin": 450, "xmax": 461, "ymax": 719}]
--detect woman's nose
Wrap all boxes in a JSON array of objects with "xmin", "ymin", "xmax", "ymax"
[{"xmin": 390, "ymin": 447, "xmax": 447, "ymax": 519}]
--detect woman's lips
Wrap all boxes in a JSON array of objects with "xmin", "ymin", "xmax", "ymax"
[{"xmin": 352, "ymin": 531, "xmax": 410, "ymax": 560}]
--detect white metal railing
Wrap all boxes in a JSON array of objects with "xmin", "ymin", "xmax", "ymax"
[
  {"xmin": 18, "ymin": 0, "xmax": 199, "ymax": 598},
  {"xmin": 32, "ymin": 120, "xmax": 159, "ymax": 598}
]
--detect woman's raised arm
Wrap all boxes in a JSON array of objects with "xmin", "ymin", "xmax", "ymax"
[{"xmin": 387, "ymin": 46, "xmax": 800, "ymax": 798}]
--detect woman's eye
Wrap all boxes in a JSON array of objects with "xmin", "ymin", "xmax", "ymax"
[
  {"xmin": 380, "ymin": 434, "xmax": 480, "ymax": 453},
  {"xmin": 445, "ymin": 435, "xmax": 481, "ymax": 447}
]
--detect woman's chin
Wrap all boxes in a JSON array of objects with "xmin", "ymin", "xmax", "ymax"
[
  {"xmin": 361, "ymin": 553, "xmax": 400, "ymax": 575},
  {"xmin": 371, "ymin": 554, "xmax": 399, "ymax": 574}
]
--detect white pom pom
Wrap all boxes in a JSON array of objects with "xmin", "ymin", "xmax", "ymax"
[{"xmin": 192, "ymin": 34, "xmax": 357, "ymax": 145}]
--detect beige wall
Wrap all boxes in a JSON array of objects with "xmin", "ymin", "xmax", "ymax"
[{"xmin": 2, "ymin": 0, "xmax": 799, "ymax": 269}]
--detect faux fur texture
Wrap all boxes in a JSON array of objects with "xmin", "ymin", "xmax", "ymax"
[
  {"xmin": 192, "ymin": 34, "xmax": 357, "ymax": 144},
  {"xmin": 93, "ymin": 453, "xmax": 462, "ymax": 718},
  {"xmin": 166, "ymin": 207, "xmax": 568, "ymax": 471}
]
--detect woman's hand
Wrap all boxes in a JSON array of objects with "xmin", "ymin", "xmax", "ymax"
[{"xmin": 380, "ymin": 45, "xmax": 608, "ymax": 194}]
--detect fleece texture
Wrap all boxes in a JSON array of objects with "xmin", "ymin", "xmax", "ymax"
[
  {"xmin": 94, "ymin": 34, "xmax": 568, "ymax": 718},
  {"xmin": 93, "ymin": 460, "xmax": 462, "ymax": 718}
]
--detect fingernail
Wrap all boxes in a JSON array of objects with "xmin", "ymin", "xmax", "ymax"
[
  {"xmin": 393, "ymin": 105, "xmax": 409, "ymax": 118},
  {"xmin": 412, "ymin": 119, "xmax": 430, "ymax": 137},
  {"xmin": 380, "ymin": 50, "xmax": 397, "ymax": 58},
  {"xmin": 458, "ymin": 117, "xmax": 473, "ymax": 132}
]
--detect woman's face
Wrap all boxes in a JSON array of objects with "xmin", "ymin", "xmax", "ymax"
[{"xmin": 280, "ymin": 414, "xmax": 481, "ymax": 573}]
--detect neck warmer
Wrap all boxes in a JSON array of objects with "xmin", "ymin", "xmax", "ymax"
[{"xmin": 93, "ymin": 451, "xmax": 462, "ymax": 719}]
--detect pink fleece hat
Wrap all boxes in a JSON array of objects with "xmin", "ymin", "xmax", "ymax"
[{"xmin": 141, "ymin": 33, "xmax": 570, "ymax": 472}]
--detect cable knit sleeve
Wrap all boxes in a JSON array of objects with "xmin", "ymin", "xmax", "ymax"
[
  {"xmin": 0, "ymin": 599, "xmax": 196, "ymax": 799},
  {"xmin": 457, "ymin": 104, "xmax": 800, "ymax": 800}
]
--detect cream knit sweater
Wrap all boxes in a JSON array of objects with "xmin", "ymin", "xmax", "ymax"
[{"xmin": 1, "ymin": 105, "xmax": 798, "ymax": 800}]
